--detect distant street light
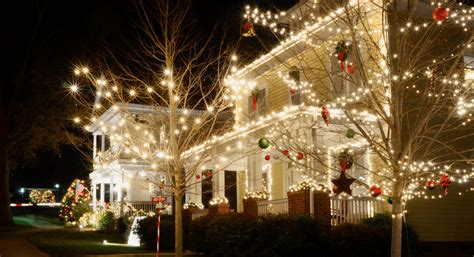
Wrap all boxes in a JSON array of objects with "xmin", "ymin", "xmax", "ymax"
[
  {"xmin": 19, "ymin": 188, "xmax": 25, "ymax": 194},
  {"xmin": 54, "ymin": 184, "xmax": 60, "ymax": 189}
]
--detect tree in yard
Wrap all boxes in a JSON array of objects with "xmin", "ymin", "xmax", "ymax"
[
  {"xmin": 0, "ymin": 1, "xmax": 125, "ymax": 225},
  {"xmin": 59, "ymin": 179, "xmax": 91, "ymax": 223},
  {"xmin": 66, "ymin": 1, "xmax": 239, "ymax": 255},
  {"xmin": 235, "ymin": 1, "xmax": 474, "ymax": 257}
]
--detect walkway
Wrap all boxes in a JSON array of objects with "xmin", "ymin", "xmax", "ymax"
[{"xmin": 0, "ymin": 215, "xmax": 61, "ymax": 257}]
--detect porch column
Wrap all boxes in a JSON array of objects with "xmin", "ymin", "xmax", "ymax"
[
  {"xmin": 218, "ymin": 169, "xmax": 225, "ymax": 197},
  {"xmin": 92, "ymin": 183, "xmax": 97, "ymax": 211},
  {"xmin": 100, "ymin": 182, "xmax": 105, "ymax": 208},
  {"xmin": 255, "ymin": 152, "xmax": 263, "ymax": 191},
  {"xmin": 109, "ymin": 176, "xmax": 114, "ymax": 204},
  {"xmin": 93, "ymin": 134, "xmax": 97, "ymax": 159},
  {"xmin": 101, "ymin": 132, "xmax": 105, "ymax": 152},
  {"xmin": 195, "ymin": 175, "xmax": 202, "ymax": 204}
]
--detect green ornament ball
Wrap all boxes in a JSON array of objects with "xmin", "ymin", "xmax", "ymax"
[
  {"xmin": 346, "ymin": 129, "xmax": 355, "ymax": 138},
  {"xmin": 387, "ymin": 196, "xmax": 393, "ymax": 205},
  {"xmin": 258, "ymin": 137, "xmax": 270, "ymax": 149}
]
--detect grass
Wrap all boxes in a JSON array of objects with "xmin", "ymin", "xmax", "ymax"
[
  {"xmin": 13, "ymin": 214, "xmax": 64, "ymax": 227},
  {"xmin": 27, "ymin": 228, "xmax": 155, "ymax": 257}
]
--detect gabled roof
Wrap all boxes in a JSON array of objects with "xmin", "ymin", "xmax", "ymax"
[
  {"xmin": 87, "ymin": 103, "xmax": 202, "ymax": 133},
  {"xmin": 234, "ymin": 4, "xmax": 347, "ymax": 80}
]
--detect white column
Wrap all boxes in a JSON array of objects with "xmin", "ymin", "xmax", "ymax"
[
  {"xmin": 92, "ymin": 183, "xmax": 97, "ymax": 211},
  {"xmin": 195, "ymin": 175, "xmax": 202, "ymax": 204},
  {"xmin": 100, "ymin": 182, "xmax": 105, "ymax": 208},
  {"xmin": 218, "ymin": 170, "xmax": 225, "ymax": 197},
  {"xmin": 255, "ymin": 152, "xmax": 263, "ymax": 191},
  {"xmin": 101, "ymin": 132, "xmax": 105, "ymax": 152},
  {"xmin": 109, "ymin": 176, "xmax": 114, "ymax": 204},
  {"xmin": 93, "ymin": 134, "xmax": 97, "ymax": 159}
]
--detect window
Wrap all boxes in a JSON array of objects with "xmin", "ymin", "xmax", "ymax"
[
  {"xmin": 289, "ymin": 68, "xmax": 302, "ymax": 105},
  {"xmin": 248, "ymin": 88, "xmax": 267, "ymax": 117},
  {"xmin": 330, "ymin": 41, "xmax": 360, "ymax": 98}
]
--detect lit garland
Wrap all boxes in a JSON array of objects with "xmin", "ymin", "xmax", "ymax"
[
  {"xmin": 209, "ymin": 196, "xmax": 229, "ymax": 206},
  {"xmin": 183, "ymin": 201, "xmax": 205, "ymax": 210},
  {"xmin": 244, "ymin": 190, "xmax": 270, "ymax": 200},
  {"xmin": 288, "ymin": 177, "xmax": 329, "ymax": 193}
]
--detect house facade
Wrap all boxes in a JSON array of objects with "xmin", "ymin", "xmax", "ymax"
[{"xmin": 183, "ymin": 0, "xmax": 390, "ymax": 218}]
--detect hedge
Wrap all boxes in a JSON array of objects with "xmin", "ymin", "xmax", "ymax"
[{"xmin": 135, "ymin": 213, "xmax": 421, "ymax": 257}]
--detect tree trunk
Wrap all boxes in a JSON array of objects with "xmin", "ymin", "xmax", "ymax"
[
  {"xmin": 390, "ymin": 182, "xmax": 404, "ymax": 257},
  {"xmin": 0, "ymin": 92, "xmax": 12, "ymax": 226},
  {"xmin": 174, "ymin": 191, "xmax": 183, "ymax": 257}
]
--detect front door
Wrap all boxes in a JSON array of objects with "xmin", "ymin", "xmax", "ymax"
[{"xmin": 225, "ymin": 170, "xmax": 237, "ymax": 211}]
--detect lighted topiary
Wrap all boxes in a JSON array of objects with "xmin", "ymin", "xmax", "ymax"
[
  {"xmin": 29, "ymin": 190, "xmax": 42, "ymax": 204},
  {"xmin": 41, "ymin": 190, "xmax": 56, "ymax": 203},
  {"xmin": 59, "ymin": 179, "xmax": 91, "ymax": 224}
]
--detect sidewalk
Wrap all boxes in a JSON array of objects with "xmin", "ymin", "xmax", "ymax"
[
  {"xmin": 84, "ymin": 253, "xmax": 198, "ymax": 257},
  {"xmin": 0, "ymin": 227, "xmax": 50, "ymax": 257},
  {"xmin": 0, "ymin": 215, "xmax": 62, "ymax": 257}
]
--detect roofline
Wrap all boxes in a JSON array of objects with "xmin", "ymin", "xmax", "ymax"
[
  {"xmin": 87, "ymin": 103, "xmax": 204, "ymax": 133},
  {"xmin": 234, "ymin": 5, "xmax": 347, "ymax": 79}
]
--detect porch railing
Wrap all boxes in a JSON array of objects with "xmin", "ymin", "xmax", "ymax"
[
  {"xmin": 330, "ymin": 197, "xmax": 385, "ymax": 225},
  {"xmin": 257, "ymin": 198, "xmax": 289, "ymax": 215},
  {"xmin": 128, "ymin": 201, "xmax": 159, "ymax": 213},
  {"xmin": 191, "ymin": 209, "xmax": 209, "ymax": 220},
  {"xmin": 256, "ymin": 196, "xmax": 385, "ymax": 225}
]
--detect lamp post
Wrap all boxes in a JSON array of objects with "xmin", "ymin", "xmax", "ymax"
[{"xmin": 18, "ymin": 187, "xmax": 24, "ymax": 202}]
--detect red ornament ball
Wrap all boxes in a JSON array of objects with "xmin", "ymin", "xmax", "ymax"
[
  {"xmin": 290, "ymin": 87, "xmax": 297, "ymax": 95},
  {"xmin": 264, "ymin": 154, "xmax": 271, "ymax": 161},
  {"xmin": 206, "ymin": 171, "xmax": 212, "ymax": 178},
  {"xmin": 433, "ymin": 7, "xmax": 448, "ymax": 21},
  {"xmin": 296, "ymin": 152, "xmax": 304, "ymax": 160},
  {"xmin": 196, "ymin": 175, "xmax": 201, "ymax": 180},
  {"xmin": 282, "ymin": 149, "xmax": 289, "ymax": 156},
  {"xmin": 426, "ymin": 180, "xmax": 436, "ymax": 190},
  {"xmin": 369, "ymin": 185, "xmax": 382, "ymax": 197},
  {"xmin": 439, "ymin": 175, "xmax": 451, "ymax": 187}
]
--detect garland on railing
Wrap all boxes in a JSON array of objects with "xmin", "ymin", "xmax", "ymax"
[
  {"xmin": 183, "ymin": 201, "xmax": 205, "ymax": 210},
  {"xmin": 209, "ymin": 196, "xmax": 229, "ymax": 206},
  {"xmin": 244, "ymin": 190, "xmax": 270, "ymax": 200},
  {"xmin": 287, "ymin": 177, "xmax": 329, "ymax": 193}
]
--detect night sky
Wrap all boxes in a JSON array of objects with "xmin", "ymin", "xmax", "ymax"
[{"xmin": 3, "ymin": 0, "xmax": 296, "ymax": 194}]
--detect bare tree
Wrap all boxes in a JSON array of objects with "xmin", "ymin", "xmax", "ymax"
[
  {"xmin": 233, "ymin": 1, "xmax": 474, "ymax": 257},
  {"xmin": 67, "ymin": 1, "xmax": 240, "ymax": 256}
]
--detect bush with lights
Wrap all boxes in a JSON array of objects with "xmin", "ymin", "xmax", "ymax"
[
  {"xmin": 29, "ymin": 190, "xmax": 42, "ymax": 204},
  {"xmin": 59, "ymin": 179, "xmax": 91, "ymax": 224},
  {"xmin": 41, "ymin": 190, "xmax": 56, "ymax": 203}
]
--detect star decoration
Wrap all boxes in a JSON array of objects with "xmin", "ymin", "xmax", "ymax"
[{"xmin": 332, "ymin": 171, "xmax": 355, "ymax": 196}]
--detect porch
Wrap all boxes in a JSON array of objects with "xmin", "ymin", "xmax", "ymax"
[{"xmin": 182, "ymin": 196, "xmax": 388, "ymax": 225}]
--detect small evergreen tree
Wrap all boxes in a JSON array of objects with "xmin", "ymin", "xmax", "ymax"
[{"xmin": 59, "ymin": 179, "xmax": 91, "ymax": 223}]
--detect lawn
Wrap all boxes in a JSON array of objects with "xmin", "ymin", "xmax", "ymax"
[{"xmin": 27, "ymin": 229, "xmax": 155, "ymax": 257}]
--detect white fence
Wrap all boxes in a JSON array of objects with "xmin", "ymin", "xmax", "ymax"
[{"xmin": 256, "ymin": 196, "xmax": 386, "ymax": 225}]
